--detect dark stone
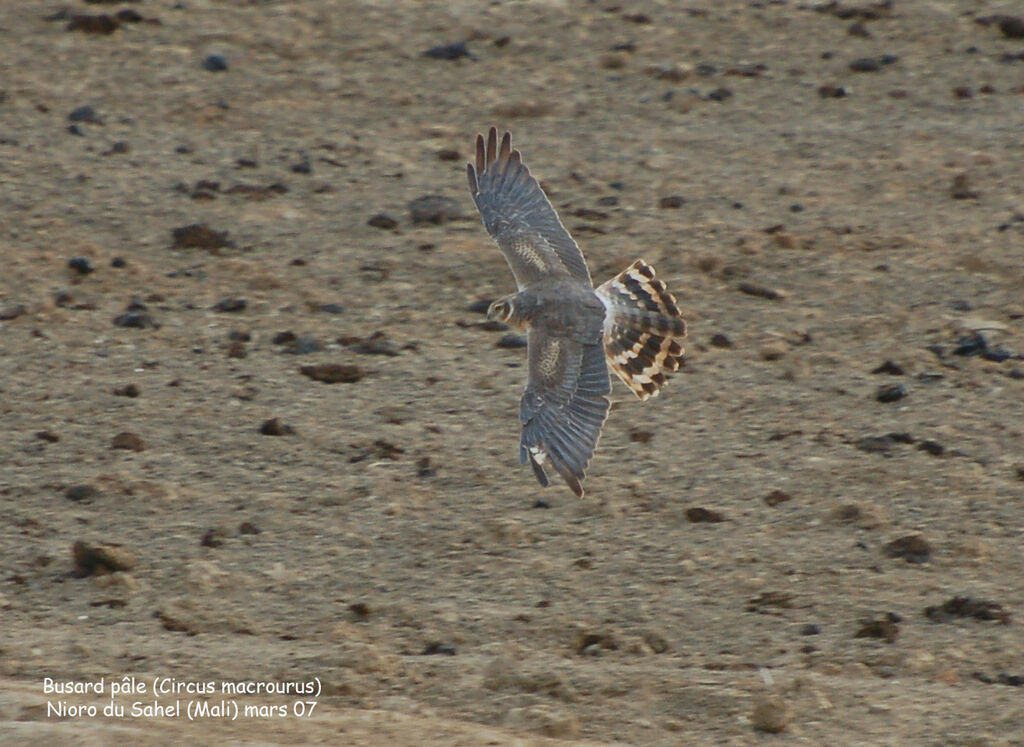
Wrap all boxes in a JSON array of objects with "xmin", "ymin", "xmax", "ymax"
[
  {"xmin": 316, "ymin": 303, "xmax": 345, "ymax": 315},
  {"xmin": 496, "ymin": 333, "xmax": 527, "ymax": 349},
  {"xmin": 114, "ymin": 383, "xmax": 140, "ymax": 397},
  {"xmin": 72, "ymin": 541, "xmax": 134, "ymax": 575},
  {"xmin": 66, "ymin": 485, "xmax": 99, "ymax": 502},
  {"xmin": 710, "ymin": 333, "xmax": 733, "ymax": 348},
  {"xmin": 111, "ymin": 431, "xmax": 145, "ymax": 451},
  {"xmin": 260, "ymin": 418, "xmax": 295, "ymax": 436},
  {"xmin": 115, "ymin": 9, "xmax": 143, "ymax": 23},
  {"xmin": 408, "ymin": 195, "xmax": 462, "ymax": 224},
  {"xmin": 849, "ymin": 57, "xmax": 881, "ymax": 72},
  {"xmin": 201, "ymin": 528, "xmax": 227, "ymax": 547},
  {"xmin": 416, "ymin": 457, "xmax": 436, "ymax": 478},
  {"xmin": 367, "ymin": 213, "xmax": 398, "ymax": 229},
  {"xmin": 0, "ymin": 303, "xmax": 26, "ymax": 320},
  {"xmin": 113, "ymin": 311, "xmax": 159, "ymax": 329},
  {"xmin": 349, "ymin": 602, "xmax": 370, "ymax": 619},
  {"xmin": 884, "ymin": 534, "xmax": 931, "ymax": 564},
  {"xmin": 300, "ymin": 364, "xmax": 364, "ymax": 384},
  {"xmin": 422, "ymin": 642, "xmax": 457, "ymax": 656},
  {"xmin": 818, "ymin": 84, "xmax": 849, "ymax": 98},
  {"xmin": 764, "ymin": 490, "xmax": 792, "ymax": 507},
  {"xmin": 917, "ymin": 440, "xmax": 944, "ymax": 457},
  {"xmin": 872, "ymin": 360, "xmax": 905, "ymax": 375},
  {"xmin": 747, "ymin": 591, "xmax": 793, "ymax": 613},
  {"xmin": 876, "ymin": 383, "xmax": 907, "ymax": 402},
  {"xmin": 951, "ymin": 173, "xmax": 980, "ymax": 199},
  {"xmin": 423, "ymin": 41, "xmax": 475, "ymax": 61},
  {"xmin": 925, "ymin": 596, "xmax": 1011, "ymax": 624},
  {"xmin": 707, "ymin": 86, "xmax": 732, "ymax": 101},
  {"xmin": 347, "ymin": 334, "xmax": 400, "ymax": 356},
  {"xmin": 239, "ymin": 521, "xmax": 261, "ymax": 535},
  {"xmin": 68, "ymin": 257, "xmax": 95, "ymax": 275},
  {"xmin": 629, "ymin": 429, "xmax": 654, "ymax": 444},
  {"xmin": 272, "ymin": 331, "xmax": 297, "ymax": 345},
  {"xmin": 282, "ymin": 336, "xmax": 322, "ymax": 355},
  {"xmin": 201, "ymin": 54, "xmax": 228, "ymax": 72},
  {"xmin": 35, "ymin": 430, "xmax": 59, "ymax": 443},
  {"xmin": 659, "ymin": 195, "xmax": 685, "ymax": 208},
  {"xmin": 67, "ymin": 15, "xmax": 119, "ymax": 34},
  {"xmin": 213, "ymin": 297, "xmax": 247, "ymax": 313},
  {"xmin": 855, "ymin": 615, "xmax": 899, "ymax": 643},
  {"xmin": 68, "ymin": 105, "xmax": 102, "ymax": 123},
  {"xmin": 999, "ymin": 16, "xmax": 1024, "ymax": 39},
  {"xmin": 800, "ymin": 623, "xmax": 821, "ymax": 636},
  {"xmin": 685, "ymin": 507, "xmax": 724, "ymax": 523},
  {"xmin": 738, "ymin": 282, "xmax": 783, "ymax": 300},
  {"xmin": 171, "ymin": 223, "xmax": 234, "ymax": 251},
  {"xmin": 856, "ymin": 432, "xmax": 913, "ymax": 454}
]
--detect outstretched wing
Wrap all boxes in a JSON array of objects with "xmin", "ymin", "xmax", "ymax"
[
  {"xmin": 519, "ymin": 329, "xmax": 610, "ymax": 497},
  {"xmin": 467, "ymin": 127, "xmax": 592, "ymax": 289}
]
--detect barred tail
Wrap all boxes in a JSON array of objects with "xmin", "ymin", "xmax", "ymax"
[{"xmin": 596, "ymin": 259, "xmax": 686, "ymax": 400}]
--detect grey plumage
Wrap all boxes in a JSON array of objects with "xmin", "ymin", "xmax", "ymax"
[{"xmin": 467, "ymin": 128, "xmax": 686, "ymax": 497}]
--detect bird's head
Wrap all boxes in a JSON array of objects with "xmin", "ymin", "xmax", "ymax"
[{"xmin": 487, "ymin": 298, "xmax": 515, "ymax": 324}]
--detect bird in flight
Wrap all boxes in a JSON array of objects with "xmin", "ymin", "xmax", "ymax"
[{"xmin": 467, "ymin": 128, "xmax": 687, "ymax": 497}]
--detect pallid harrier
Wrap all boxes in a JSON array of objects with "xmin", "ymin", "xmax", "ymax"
[{"xmin": 467, "ymin": 128, "xmax": 686, "ymax": 497}]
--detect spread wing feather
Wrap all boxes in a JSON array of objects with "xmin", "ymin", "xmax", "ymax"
[
  {"xmin": 467, "ymin": 127, "xmax": 592, "ymax": 289},
  {"xmin": 519, "ymin": 332, "xmax": 610, "ymax": 497}
]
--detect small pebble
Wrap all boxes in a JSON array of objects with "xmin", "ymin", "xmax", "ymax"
[
  {"xmin": 849, "ymin": 57, "xmax": 881, "ymax": 72},
  {"xmin": 872, "ymin": 360, "xmax": 905, "ymax": 375},
  {"xmin": 68, "ymin": 105, "xmax": 101, "ymax": 124},
  {"xmin": 367, "ymin": 213, "xmax": 398, "ymax": 229},
  {"xmin": 111, "ymin": 431, "xmax": 145, "ymax": 452},
  {"xmin": 885, "ymin": 534, "xmax": 931, "ymax": 563},
  {"xmin": 67, "ymin": 14, "xmax": 119, "ymax": 34},
  {"xmin": 73, "ymin": 541, "xmax": 134, "ymax": 575},
  {"xmin": 409, "ymin": 195, "xmax": 462, "ymax": 224},
  {"xmin": 685, "ymin": 507, "xmax": 724, "ymax": 523},
  {"xmin": 496, "ymin": 334, "xmax": 527, "ymax": 349},
  {"xmin": 66, "ymin": 485, "xmax": 99, "ymax": 503},
  {"xmin": 213, "ymin": 297, "xmax": 247, "ymax": 313},
  {"xmin": 876, "ymin": 383, "xmax": 907, "ymax": 402},
  {"xmin": 818, "ymin": 84, "xmax": 849, "ymax": 98},
  {"xmin": 855, "ymin": 614, "xmax": 900, "ymax": 643},
  {"xmin": 68, "ymin": 257, "xmax": 95, "ymax": 275},
  {"xmin": 113, "ymin": 311, "xmax": 159, "ymax": 329},
  {"xmin": 423, "ymin": 41, "xmax": 475, "ymax": 61},
  {"xmin": 171, "ymin": 223, "xmax": 234, "ymax": 251},
  {"xmin": 259, "ymin": 418, "xmax": 295, "ymax": 436},
  {"xmin": 300, "ymin": 364, "xmax": 364, "ymax": 384},
  {"xmin": 750, "ymin": 694, "xmax": 791, "ymax": 733},
  {"xmin": 202, "ymin": 54, "xmax": 229, "ymax": 72}
]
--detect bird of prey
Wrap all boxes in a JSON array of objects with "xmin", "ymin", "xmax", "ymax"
[{"xmin": 467, "ymin": 128, "xmax": 686, "ymax": 497}]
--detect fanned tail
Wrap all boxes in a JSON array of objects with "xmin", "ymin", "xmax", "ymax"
[{"xmin": 596, "ymin": 260, "xmax": 686, "ymax": 400}]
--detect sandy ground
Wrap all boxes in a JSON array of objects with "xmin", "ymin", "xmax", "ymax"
[{"xmin": 2, "ymin": 0, "xmax": 1024, "ymax": 743}]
